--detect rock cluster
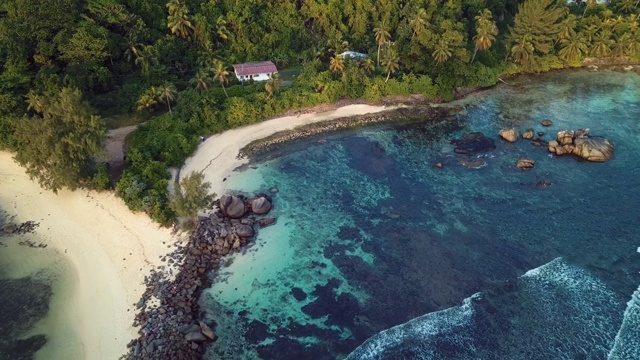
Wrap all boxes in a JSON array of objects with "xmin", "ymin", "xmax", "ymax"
[
  {"xmin": 548, "ymin": 128, "xmax": 614, "ymax": 162},
  {"xmin": 125, "ymin": 194, "xmax": 274, "ymax": 360}
]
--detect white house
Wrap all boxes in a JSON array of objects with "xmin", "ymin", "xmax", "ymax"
[{"xmin": 232, "ymin": 61, "xmax": 278, "ymax": 82}]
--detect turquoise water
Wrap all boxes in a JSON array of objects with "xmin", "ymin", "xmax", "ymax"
[{"xmin": 201, "ymin": 70, "xmax": 640, "ymax": 359}]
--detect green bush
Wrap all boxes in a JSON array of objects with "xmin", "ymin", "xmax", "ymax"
[{"xmin": 90, "ymin": 163, "xmax": 112, "ymax": 190}]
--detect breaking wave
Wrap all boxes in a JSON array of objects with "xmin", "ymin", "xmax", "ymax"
[
  {"xmin": 348, "ymin": 258, "xmax": 625, "ymax": 360},
  {"xmin": 608, "ymin": 284, "xmax": 640, "ymax": 360}
]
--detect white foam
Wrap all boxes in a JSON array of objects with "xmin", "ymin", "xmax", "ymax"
[
  {"xmin": 607, "ymin": 284, "xmax": 640, "ymax": 360},
  {"xmin": 348, "ymin": 258, "xmax": 622, "ymax": 360},
  {"xmin": 347, "ymin": 296, "xmax": 476, "ymax": 360}
]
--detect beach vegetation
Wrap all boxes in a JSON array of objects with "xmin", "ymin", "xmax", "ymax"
[
  {"xmin": 12, "ymin": 87, "xmax": 106, "ymax": 193},
  {"xmin": 169, "ymin": 171, "xmax": 214, "ymax": 221}
]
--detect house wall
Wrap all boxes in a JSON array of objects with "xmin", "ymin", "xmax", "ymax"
[{"xmin": 235, "ymin": 72, "xmax": 277, "ymax": 82}]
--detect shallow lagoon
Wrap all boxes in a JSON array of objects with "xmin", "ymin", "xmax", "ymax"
[{"xmin": 201, "ymin": 70, "xmax": 640, "ymax": 359}]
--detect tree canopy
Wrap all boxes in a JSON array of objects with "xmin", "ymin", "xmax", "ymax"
[{"xmin": 13, "ymin": 87, "xmax": 106, "ymax": 192}]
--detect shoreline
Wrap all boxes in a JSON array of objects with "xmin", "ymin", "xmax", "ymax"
[
  {"xmin": 182, "ymin": 104, "xmax": 391, "ymax": 194},
  {"xmin": 0, "ymin": 152, "xmax": 177, "ymax": 360}
]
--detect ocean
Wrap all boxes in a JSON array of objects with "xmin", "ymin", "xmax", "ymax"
[{"xmin": 201, "ymin": 69, "xmax": 640, "ymax": 359}]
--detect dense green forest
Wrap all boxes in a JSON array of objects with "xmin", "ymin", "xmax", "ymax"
[{"xmin": 1, "ymin": 0, "xmax": 638, "ymax": 223}]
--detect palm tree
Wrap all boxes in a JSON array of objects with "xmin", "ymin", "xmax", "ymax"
[
  {"xmin": 409, "ymin": 9, "xmax": 428, "ymax": 39},
  {"xmin": 558, "ymin": 33, "xmax": 588, "ymax": 62},
  {"xmin": 134, "ymin": 45, "xmax": 158, "ymax": 75},
  {"xmin": 471, "ymin": 9, "xmax": 498, "ymax": 63},
  {"xmin": 381, "ymin": 47, "xmax": 400, "ymax": 82},
  {"xmin": 557, "ymin": 15, "xmax": 577, "ymax": 42},
  {"xmin": 212, "ymin": 61, "xmax": 229, "ymax": 98},
  {"xmin": 628, "ymin": 37, "xmax": 640, "ymax": 57},
  {"xmin": 582, "ymin": 0, "xmax": 597, "ymax": 18},
  {"xmin": 25, "ymin": 91, "xmax": 45, "ymax": 113},
  {"xmin": 156, "ymin": 84, "xmax": 177, "ymax": 114},
  {"xmin": 611, "ymin": 34, "xmax": 629, "ymax": 57},
  {"xmin": 618, "ymin": 0, "xmax": 636, "ymax": 13},
  {"xmin": 582, "ymin": 24, "xmax": 599, "ymax": 46},
  {"xmin": 215, "ymin": 16, "xmax": 230, "ymax": 42},
  {"xmin": 190, "ymin": 70, "xmax": 211, "ymax": 92},
  {"xmin": 361, "ymin": 58, "xmax": 375, "ymax": 74},
  {"xmin": 265, "ymin": 74, "xmax": 282, "ymax": 98},
  {"xmin": 136, "ymin": 93, "xmax": 157, "ymax": 111},
  {"xmin": 329, "ymin": 55, "xmax": 345, "ymax": 75},
  {"xmin": 510, "ymin": 35, "xmax": 534, "ymax": 65},
  {"xmin": 432, "ymin": 39, "xmax": 452, "ymax": 65},
  {"xmin": 166, "ymin": 0, "xmax": 194, "ymax": 39},
  {"xmin": 123, "ymin": 32, "xmax": 142, "ymax": 63},
  {"xmin": 373, "ymin": 21, "xmax": 391, "ymax": 67},
  {"xmin": 590, "ymin": 30, "xmax": 614, "ymax": 57}
]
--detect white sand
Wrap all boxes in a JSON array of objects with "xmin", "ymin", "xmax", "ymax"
[
  {"xmin": 0, "ymin": 152, "xmax": 176, "ymax": 360},
  {"xmin": 182, "ymin": 104, "xmax": 390, "ymax": 193}
]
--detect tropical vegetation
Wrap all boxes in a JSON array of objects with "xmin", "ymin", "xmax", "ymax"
[{"xmin": 0, "ymin": 0, "xmax": 638, "ymax": 224}]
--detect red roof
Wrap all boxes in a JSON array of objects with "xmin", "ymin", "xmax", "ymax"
[{"xmin": 232, "ymin": 61, "xmax": 278, "ymax": 76}]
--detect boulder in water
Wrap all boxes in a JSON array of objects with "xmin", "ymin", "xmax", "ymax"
[
  {"xmin": 219, "ymin": 195, "xmax": 246, "ymax": 218},
  {"xmin": 199, "ymin": 321, "xmax": 217, "ymax": 341},
  {"xmin": 258, "ymin": 218, "xmax": 277, "ymax": 228},
  {"xmin": 251, "ymin": 197, "xmax": 272, "ymax": 215},
  {"xmin": 541, "ymin": 119, "xmax": 553, "ymax": 127},
  {"xmin": 522, "ymin": 129, "xmax": 534, "ymax": 140},
  {"xmin": 573, "ymin": 136, "xmax": 614, "ymax": 162},
  {"xmin": 451, "ymin": 132, "xmax": 496, "ymax": 154},
  {"xmin": 516, "ymin": 159, "xmax": 535, "ymax": 169},
  {"xmin": 235, "ymin": 224, "xmax": 254, "ymax": 238},
  {"xmin": 499, "ymin": 127, "xmax": 519, "ymax": 142}
]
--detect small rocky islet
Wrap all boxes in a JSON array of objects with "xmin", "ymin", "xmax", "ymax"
[
  {"xmin": 445, "ymin": 119, "xmax": 614, "ymax": 172},
  {"xmin": 125, "ymin": 193, "xmax": 276, "ymax": 360}
]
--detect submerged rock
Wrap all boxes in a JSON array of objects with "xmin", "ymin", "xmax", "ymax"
[
  {"xmin": 451, "ymin": 132, "xmax": 496, "ymax": 154},
  {"xmin": 499, "ymin": 127, "xmax": 519, "ymax": 142},
  {"xmin": 517, "ymin": 159, "xmax": 535, "ymax": 169},
  {"xmin": 541, "ymin": 119, "xmax": 553, "ymax": 127},
  {"xmin": 258, "ymin": 218, "xmax": 277, "ymax": 228}
]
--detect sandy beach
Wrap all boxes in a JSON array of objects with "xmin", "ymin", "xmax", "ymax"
[
  {"xmin": 182, "ymin": 104, "xmax": 390, "ymax": 193},
  {"xmin": 0, "ymin": 152, "xmax": 176, "ymax": 360}
]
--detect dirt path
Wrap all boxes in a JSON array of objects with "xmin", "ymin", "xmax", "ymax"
[{"xmin": 105, "ymin": 124, "xmax": 139, "ymax": 181}]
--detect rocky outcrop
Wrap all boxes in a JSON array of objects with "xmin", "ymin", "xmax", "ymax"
[
  {"xmin": 125, "ymin": 193, "xmax": 277, "ymax": 360},
  {"xmin": 251, "ymin": 197, "xmax": 272, "ymax": 215},
  {"xmin": 548, "ymin": 128, "xmax": 614, "ymax": 162},
  {"xmin": 498, "ymin": 127, "xmax": 519, "ymax": 142},
  {"xmin": 219, "ymin": 195, "xmax": 246, "ymax": 218},
  {"xmin": 516, "ymin": 159, "xmax": 535, "ymax": 169},
  {"xmin": 573, "ymin": 136, "xmax": 615, "ymax": 162},
  {"xmin": 451, "ymin": 132, "xmax": 496, "ymax": 154},
  {"xmin": 541, "ymin": 119, "xmax": 553, "ymax": 127}
]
